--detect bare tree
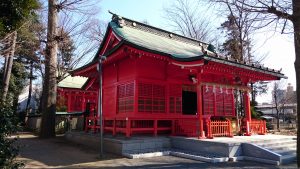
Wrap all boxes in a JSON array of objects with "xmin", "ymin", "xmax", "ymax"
[
  {"xmin": 39, "ymin": 0, "xmax": 102, "ymax": 138},
  {"xmin": 273, "ymin": 80, "xmax": 285, "ymax": 131},
  {"xmin": 273, "ymin": 81, "xmax": 295, "ymax": 130},
  {"xmin": 25, "ymin": 61, "xmax": 34, "ymax": 113},
  {"xmin": 36, "ymin": 2, "xmax": 104, "ymax": 82},
  {"xmin": 163, "ymin": 0, "xmax": 214, "ymax": 42}
]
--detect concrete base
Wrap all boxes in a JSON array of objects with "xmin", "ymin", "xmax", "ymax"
[
  {"xmin": 65, "ymin": 131, "xmax": 296, "ymax": 165},
  {"xmin": 65, "ymin": 132, "xmax": 171, "ymax": 155}
]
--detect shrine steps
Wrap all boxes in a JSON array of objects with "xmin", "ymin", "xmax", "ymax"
[
  {"xmin": 65, "ymin": 131, "xmax": 296, "ymax": 165},
  {"xmin": 242, "ymin": 137, "xmax": 296, "ymax": 165}
]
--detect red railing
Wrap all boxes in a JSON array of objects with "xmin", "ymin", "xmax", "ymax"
[
  {"xmin": 250, "ymin": 119, "xmax": 266, "ymax": 135},
  {"xmin": 206, "ymin": 119, "xmax": 233, "ymax": 138},
  {"xmin": 102, "ymin": 117, "xmax": 173, "ymax": 137},
  {"xmin": 87, "ymin": 116, "xmax": 234, "ymax": 139}
]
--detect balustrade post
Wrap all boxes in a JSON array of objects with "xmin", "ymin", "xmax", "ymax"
[
  {"xmin": 228, "ymin": 120, "xmax": 233, "ymax": 137},
  {"xmin": 171, "ymin": 120, "xmax": 175, "ymax": 135},
  {"xmin": 263, "ymin": 120, "xmax": 266, "ymax": 134},
  {"xmin": 207, "ymin": 120, "xmax": 213, "ymax": 139},
  {"xmin": 154, "ymin": 119, "xmax": 158, "ymax": 136},
  {"xmin": 112, "ymin": 119, "xmax": 116, "ymax": 136},
  {"xmin": 85, "ymin": 117, "xmax": 89, "ymax": 132}
]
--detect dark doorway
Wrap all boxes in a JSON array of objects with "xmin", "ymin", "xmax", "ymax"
[{"xmin": 182, "ymin": 91, "xmax": 197, "ymax": 115}]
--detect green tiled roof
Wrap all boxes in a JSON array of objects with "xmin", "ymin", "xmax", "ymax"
[
  {"xmin": 58, "ymin": 75, "xmax": 88, "ymax": 89},
  {"xmin": 72, "ymin": 13, "xmax": 285, "ymax": 80},
  {"xmin": 110, "ymin": 21, "xmax": 205, "ymax": 59}
]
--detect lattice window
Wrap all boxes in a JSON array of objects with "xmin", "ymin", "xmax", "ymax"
[
  {"xmin": 224, "ymin": 89, "xmax": 234, "ymax": 116},
  {"xmin": 203, "ymin": 85, "xmax": 235, "ymax": 116},
  {"xmin": 118, "ymin": 83, "xmax": 134, "ymax": 113},
  {"xmin": 169, "ymin": 84, "xmax": 182, "ymax": 113},
  {"xmin": 138, "ymin": 83, "xmax": 165, "ymax": 113},
  {"xmin": 216, "ymin": 87, "xmax": 224, "ymax": 116},
  {"xmin": 202, "ymin": 86, "xmax": 214, "ymax": 115}
]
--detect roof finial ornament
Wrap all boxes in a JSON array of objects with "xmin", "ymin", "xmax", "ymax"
[
  {"xmin": 109, "ymin": 10, "xmax": 126, "ymax": 28},
  {"xmin": 200, "ymin": 44, "xmax": 207, "ymax": 55}
]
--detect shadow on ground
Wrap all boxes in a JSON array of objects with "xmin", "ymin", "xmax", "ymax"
[
  {"xmin": 17, "ymin": 133, "xmax": 121, "ymax": 167},
  {"xmin": 16, "ymin": 133, "xmax": 297, "ymax": 169}
]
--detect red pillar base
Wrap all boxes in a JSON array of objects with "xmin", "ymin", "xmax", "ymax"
[
  {"xmin": 198, "ymin": 131, "xmax": 206, "ymax": 139},
  {"xmin": 244, "ymin": 120, "xmax": 251, "ymax": 136},
  {"xmin": 125, "ymin": 119, "xmax": 131, "ymax": 138}
]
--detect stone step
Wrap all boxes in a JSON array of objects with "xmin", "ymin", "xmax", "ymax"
[
  {"xmin": 254, "ymin": 140, "xmax": 296, "ymax": 148},
  {"xmin": 273, "ymin": 149, "xmax": 296, "ymax": 156},
  {"xmin": 249, "ymin": 138, "xmax": 295, "ymax": 144},
  {"xmin": 260, "ymin": 141, "xmax": 296, "ymax": 147},
  {"xmin": 280, "ymin": 154, "xmax": 297, "ymax": 165},
  {"xmin": 267, "ymin": 146, "xmax": 296, "ymax": 152},
  {"xmin": 265, "ymin": 144, "xmax": 296, "ymax": 151}
]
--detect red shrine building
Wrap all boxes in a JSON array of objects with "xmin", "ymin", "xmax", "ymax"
[{"xmin": 57, "ymin": 14, "xmax": 285, "ymax": 138}]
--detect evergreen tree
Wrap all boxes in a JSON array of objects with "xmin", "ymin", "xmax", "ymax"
[
  {"xmin": 220, "ymin": 14, "xmax": 267, "ymax": 104},
  {"xmin": 220, "ymin": 14, "xmax": 252, "ymax": 62},
  {"xmin": 0, "ymin": 1, "xmax": 39, "ymax": 168}
]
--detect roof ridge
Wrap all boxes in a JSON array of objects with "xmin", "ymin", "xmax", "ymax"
[
  {"xmin": 102, "ymin": 11, "xmax": 285, "ymax": 78},
  {"xmin": 109, "ymin": 11, "xmax": 209, "ymax": 48}
]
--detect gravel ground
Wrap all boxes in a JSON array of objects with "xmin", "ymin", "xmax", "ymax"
[{"xmin": 16, "ymin": 132, "xmax": 297, "ymax": 169}]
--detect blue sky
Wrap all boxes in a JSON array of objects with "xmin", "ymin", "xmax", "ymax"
[
  {"xmin": 98, "ymin": 0, "xmax": 172, "ymax": 27},
  {"xmin": 97, "ymin": 0, "xmax": 296, "ymax": 103}
]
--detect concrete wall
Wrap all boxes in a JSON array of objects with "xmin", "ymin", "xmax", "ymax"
[
  {"xmin": 26, "ymin": 116, "xmax": 84, "ymax": 132},
  {"xmin": 65, "ymin": 132, "xmax": 171, "ymax": 155}
]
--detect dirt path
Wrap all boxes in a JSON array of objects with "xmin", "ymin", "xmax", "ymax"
[{"xmin": 16, "ymin": 133, "xmax": 296, "ymax": 169}]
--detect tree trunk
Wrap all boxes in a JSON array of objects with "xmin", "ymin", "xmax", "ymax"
[
  {"xmin": 276, "ymin": 108, "xmax": 280, "ymax": 131},
  {"xmin": 39, "ymin": 0, "xmax": 58, "ymax": 138},
  {"xmin": 293, "ymin": 0, "xmax": 300, "ymax": 166},
  {"xmin": 2, "ymin": 31, "xmax": 17, "ymax": 100},
  {"xmin": 3, "ymin": 53, "xmax": 8, "ymax": 82},
  {"xmin": 26, "ymin": 62, "xmax": 33, "ymax": 114},
  {"xmin": 250, "ymin": 82, "xmax": 255, "ymax": 104}
]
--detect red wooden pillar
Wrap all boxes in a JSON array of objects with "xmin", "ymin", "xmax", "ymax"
[
  {"xmin": 197, "ymin": 74, "xmax": 205, "ymax": 139},
  {"xmin": 244, "ymin": 90, "xmax": 251, "ymax": 136},
  {"xmin": 126, "ymin": 118, "xmax": 131, "ymax": 137}
]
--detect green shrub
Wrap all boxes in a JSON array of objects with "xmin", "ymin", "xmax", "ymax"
[
  {"xmin": 251, "ymin": 106, "xmax": 263, "ymax": 119},
  {"xmin": 0, "ymin": 101, "xmax": 23, "ymax": 169}
]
